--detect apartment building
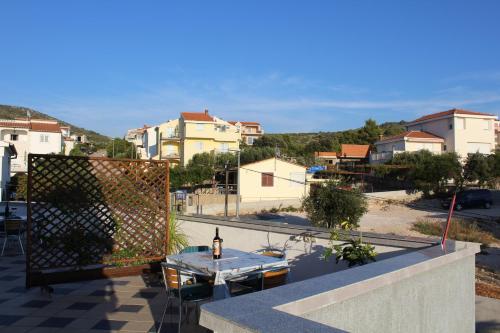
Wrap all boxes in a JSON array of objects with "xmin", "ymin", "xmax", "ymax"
[
  {"xmin": 228, "ymin": 121, "xmax": 264, "ymax": 145},
  {"xmin": 372, "ymin": 109, "xmax": 497, "ymax": 163},
  {"xmin": 141, "ymin": 119, "xmax": 180, "ymax": 165},
  {"xmin": 0, "ymin": 119, "xmax": 64, "ymax": 173},
  {"xmin": 180, "ymin": 111, "xmax": 240, "ymax": 166}
]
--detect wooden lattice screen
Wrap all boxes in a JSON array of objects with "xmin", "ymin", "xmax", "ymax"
[{"xmin": 26, "ymin": 154, "xmax": 169, "ymax": 287}]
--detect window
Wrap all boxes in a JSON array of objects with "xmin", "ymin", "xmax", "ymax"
[
  {"xmin": 467, "ymin": 142, "xmax": 491, "ymax": 154},
  {"xmin": 195, "ymin": 141, "xmax": 204, "ymax": 150},
  {"xmin": 261, "ymin": 173, "xmax": 274, "ymax": 187},
  {"xmin": 448, "ymin": 123, "xmax": 453, "ymax": 130},
  {"xmin": 219, "ymin": 143, "xmax": 229, "ymax": 152},
  {"xmin": 483, "ymin": 120, "xmax": 491, "ymax": 130},
  {"xmin": 443, "ymin": 144, "xmax": 447, "ymax": 151},
  {"xmin": 10, "ymin": 134, "xmax": 18, "ymax": 141},
  {"xmin": 247, "ymin": 137, "xmax": 255, "ymax": 145},
  {"xmin": 166, "ymin": 127, "xmax": 175, "ymax": 138},
  {"xmin": 40, "ymin": 134, "xmax": 49, "ymax": 143},
  {"xmin": 457, "ymin": 118, "xmax": 466, "ymax": 130},
  {"xmin": 196, "ymin": 123, "xmax": 204, "ymax": 131}
]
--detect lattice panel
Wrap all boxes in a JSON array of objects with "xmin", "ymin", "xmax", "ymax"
[{"xmin": 26, "ymin": 154, "xmax": 169, "ymax": 280}]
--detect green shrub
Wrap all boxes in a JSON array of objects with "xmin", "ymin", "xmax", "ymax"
[{"xmin": 411, "ymin": 218, "xmax": 496, "ymax": 247}]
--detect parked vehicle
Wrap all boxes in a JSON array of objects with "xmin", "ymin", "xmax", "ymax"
[{"xmin": 441, "ymin": 189, "xmax": 493, "ymax": 211}]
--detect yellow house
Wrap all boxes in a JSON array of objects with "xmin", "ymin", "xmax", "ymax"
[
  {"xmin": 239, "ymin": 157, "xmax": 307, "ymax": 202},
  {"xmin": 180, "ymin": 110, "xmax": 241, "ymax": 166}
]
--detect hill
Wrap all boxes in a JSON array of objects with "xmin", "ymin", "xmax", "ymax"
[
  {"xmin": 253, "ymin": 119, "xmax": 407, "ymax": 164},
  {"xmin": 0, "ymin": 104, "xmax": 110, "ymax": 145}
]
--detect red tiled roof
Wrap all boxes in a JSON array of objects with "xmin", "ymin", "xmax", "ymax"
[
  {"xmin": 410, "ymin": 109, "xmax": 495, "ymax": 123},
  {"xmin": 0, "ymin": 121, "xmax": 30, "ymax": 129},
  {"xmin": 0, "ymin": 119, "xmax": 62, "ymax": 133},
  {"xmin": 30, "ymin": 122, "xmax": 61, "ymax": 133},
  {"xmin": 228, "ymin": 121, "xmax": 260, "ymax": 126},
  {"xmin": 181, "ymin": 111, "xmax": 214, "ymax": 122},
  {"xmin": 378, "ymin": 131, "xmax": 444, "ymax": 142},
  {"xmin": 340, "ymin": 144, "xmax": 370, "ymax": 158}
]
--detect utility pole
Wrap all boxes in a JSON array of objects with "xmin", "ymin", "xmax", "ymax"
[
  {"xmin": 236, "ymin": 150, "xmax": 240, "ymax": 219},
  {"xmin": 112, "ymin": 139, "xmax": 115, "ymax": 158},
  {"xmin": 224, "ymin": 161, "xmax": 229, "ymax": 217}
]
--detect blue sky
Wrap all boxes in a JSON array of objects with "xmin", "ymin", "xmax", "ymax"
[{"xmin": 1, "ymin": 1, "xmax": 500, "ymax": 137}]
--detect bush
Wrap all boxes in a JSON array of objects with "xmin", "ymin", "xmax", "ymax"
[
  {"xmin": 303, "ymin": 181, "xmax": 368, "ymax": 229},
  {"xmin": 411, "ymin": 218, "xmax": 497, "ymax": 247}
]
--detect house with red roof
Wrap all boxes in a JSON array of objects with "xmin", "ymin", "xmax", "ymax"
[
  {"xmin": 0, "ymin": 118, "xmax": 66, "ymax": 173},
  {"xmin": 372, "ymin": 109, "xmax": 498, "ymax": 163},
  {"xmin": 315, "ymin": 144, "xmax": 371, "ymax": 167}
]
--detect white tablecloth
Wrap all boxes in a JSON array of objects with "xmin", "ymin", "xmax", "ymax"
[{"xmin": 166, "ymin": 248, "xmax": 288, "ymax": 299}]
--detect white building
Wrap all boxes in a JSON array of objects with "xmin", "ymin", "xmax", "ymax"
[
  {"xmin": 0, "ymin": 141, "xmax": 16, "ymax": 200},
  {"xmin": 239, "ymin": 157, "xmax": 307, "ymax": 202},
  {"xmin": 372, "ymin": 109, "xmax": 498, "ymax": 163},
  {"xmin": 0, "ymin": 119, "xmax": 64, "ymax": 173}
]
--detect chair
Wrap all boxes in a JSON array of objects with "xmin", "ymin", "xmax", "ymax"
[
  {"xmin": 1, "ymin": 219, "xmax": 24, "ymax": 256},
  {"xmin": 180, "ymin": 245, "xmax": 210, "ymax": 254},
  {"xmin": 259, "ymin": 250, "xmax": 289, "ymax": 290},
  {"xmin": 158, "ymin": 262, "xmax": 213, "ymax": 333},
  {"xmin": 227, "ymin": 269, "xmax": 263, "ymax": 297}
]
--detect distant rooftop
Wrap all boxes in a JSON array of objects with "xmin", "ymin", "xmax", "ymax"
[{"xmin": 409, "ymin": 108, "xmax": 496, "ymax": 124}]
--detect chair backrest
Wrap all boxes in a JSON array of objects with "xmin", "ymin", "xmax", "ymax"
[
  {"xmin": 161, "ymin": 262, "xmax": 207, "ymax": 293},
  {"xmin": 257, "ymin": 248, "xmax": 286, "ymax": 259},
  {"xmin": 4, "ymin": 219, "xmax": 22, "ymax": 235},
  {"xmin": 263, "ymin": 267, "xmax": 289, "ymax": 289},
  {"xmin": 180, "ymin": 245, "xmax": 210, "ymax": 254}
]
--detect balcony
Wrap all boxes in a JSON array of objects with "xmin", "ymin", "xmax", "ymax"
[{"xmin": 161, "ymin": 152, "xmax": 180, "ymax": 160}]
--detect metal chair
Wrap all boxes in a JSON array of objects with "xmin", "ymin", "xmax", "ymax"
[
  {"xmin": 1, "ymin": 219, "xmax": 24, "ymax": 256},
  {"xmin": 158, "ymin": 262, "xmax": 213, "ymax": 333},
  {"xmin": 180, "ymin": 245, "xmax": 210, "ymax": 254}
]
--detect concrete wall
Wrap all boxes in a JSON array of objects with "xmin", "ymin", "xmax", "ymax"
[
  {"xmin": 200, "ymin": 241, "xmax": 479, "ymax": 333},
  {"xmin": 177, "ymin": 215, "xmax": 427, "ymax": 282},
  {"xmin": 186, "ymin": 198, "xmax": 303, "ymax": 215},
  {"xmin": 301, "ymin": 247, "xmax": 476, "ymax": 333}
]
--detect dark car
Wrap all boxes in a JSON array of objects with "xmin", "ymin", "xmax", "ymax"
[{"xmin": 442, "ymin": 189, "xmax": 493, "ymax": 211}]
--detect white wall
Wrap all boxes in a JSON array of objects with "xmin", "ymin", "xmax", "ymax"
[
  {"xmin": 0, "ymin": 146, "xmax": 11, "ymax": 200},
  {"xmin": 407, "ymin": 117, "xmax": 454, "ymax": 152},
  {"xmin": 240, "ymin": 158, "xmax": 307, "ymax": 202}
]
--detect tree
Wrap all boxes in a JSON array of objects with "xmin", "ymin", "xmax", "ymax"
[
  {"xmin": 390, "ymin": 151, "xmax": 462, "ymax": 197},
  {"xmin": 464, "ymin": 152, "xmax": 492, "ymax": 186},
  {"xmin": 302, "ymin": 181, "xmax": 368, "ymax": 229},
  {"xmin": 69, "ymin": 144, "xmax": 86, "ymax": 157},
  {"xmin": 106, "ymin": 138, "xmax": 137, "ymax": 159},
  {"xmin": 358, "ymin": 119, "xmax": 381, "ymax": 145}
]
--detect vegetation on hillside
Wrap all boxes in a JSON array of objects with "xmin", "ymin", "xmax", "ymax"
[
  {"xmin": 253, "ymin": 119, "xmax": 406, "ymax": 165},
  {"xmin": 0, "ymin": 104, "xmax": 110, "ymax": 145}
]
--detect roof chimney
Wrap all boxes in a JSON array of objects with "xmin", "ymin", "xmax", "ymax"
[{"xmin": 204, "ymin": 109, "xmax": 209, "ymax": 115}]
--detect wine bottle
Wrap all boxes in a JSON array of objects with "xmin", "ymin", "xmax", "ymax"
[{"xmin": 212, "ymin": 227, "xmax": 222, "ymax": 259}]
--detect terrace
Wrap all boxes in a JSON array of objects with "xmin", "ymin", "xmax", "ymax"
[{"xmin": 0, "ymin": 155, "xmax": 481, "ymax": 332}]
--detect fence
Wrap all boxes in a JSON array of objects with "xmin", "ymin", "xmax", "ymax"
[{"xmin": 26, "ymin": 154, "xmax": 169, "ymax": 287}]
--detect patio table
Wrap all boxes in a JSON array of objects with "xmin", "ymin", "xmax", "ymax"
[{"xmin": 166, "ymin": 248, "xmax": 288, "ymax": 300}]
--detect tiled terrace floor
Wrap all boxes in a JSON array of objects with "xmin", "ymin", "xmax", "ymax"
[{"xmin": 0, "ymin": 252, "xmax": 210, "ymax": 333}]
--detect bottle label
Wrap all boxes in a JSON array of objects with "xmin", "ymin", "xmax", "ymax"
[{"xmin": 213, "ymin": 240, "xmax": 220, "ymax": 256}]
